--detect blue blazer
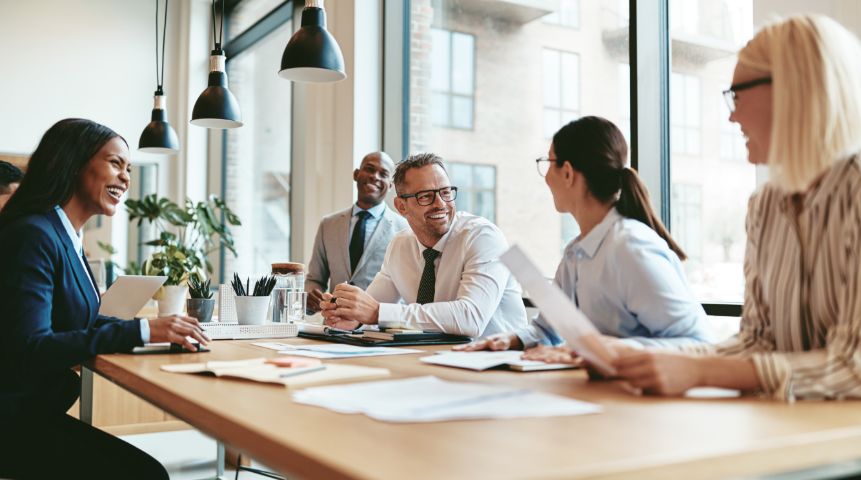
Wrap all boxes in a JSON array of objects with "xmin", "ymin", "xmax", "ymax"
[{"xmin": 0, "ymin": 209, "xmax": 143, "ymax": 418}]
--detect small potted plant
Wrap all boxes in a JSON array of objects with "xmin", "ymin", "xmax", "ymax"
[
  {"xmin": 232, "ymin": 273, "xmax": 276, "ymax": 325},
  {"xmin": 187, "ymin": 275, "xmax": 215, "ymax": 323},
  {"xmin": 126, "ymin": 194, "xmax": 240, "ymax": 316}
]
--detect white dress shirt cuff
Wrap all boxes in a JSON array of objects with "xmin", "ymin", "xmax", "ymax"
[
  {"xmin": 378, "ymin": 303, "xmax": 409, "ymax": 329},
  {"xmin": 139, "ymin": 318, "xmax": 151, "ymax": 344}
]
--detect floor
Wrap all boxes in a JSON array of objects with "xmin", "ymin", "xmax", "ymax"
[{"xmin": 122, "ymin": 429, "xmax": 280, "ymax": 480}]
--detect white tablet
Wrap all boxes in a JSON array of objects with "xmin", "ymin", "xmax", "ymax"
[{"xmin": 99, "ymin": 275, "xmax": 167, "ymax": 319}]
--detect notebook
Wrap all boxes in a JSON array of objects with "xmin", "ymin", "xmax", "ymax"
[
  {"xmin": 298, "ymin": 329, "xmax": 472, "ymax": 347},
  {"xmin": 421, "ymin": 351, "xmax": 579, "ymax": 372}
]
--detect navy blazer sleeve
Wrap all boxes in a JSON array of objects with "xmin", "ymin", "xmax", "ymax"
[{"xmin": 0, "ymin": 218, "xmax": 143, "ymax": 375}]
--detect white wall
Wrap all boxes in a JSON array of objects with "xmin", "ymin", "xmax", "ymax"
[{"xmin": 0, "ymin": 0, "xmax": 210, "ymax": 266}]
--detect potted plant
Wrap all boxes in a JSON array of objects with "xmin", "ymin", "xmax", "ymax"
[
  {"xmin": 187, "ymin": 275, "xmax": 215, "ymax": 323},
  {"xmin": 231, "ymin": 273, "xmax": 276, "ymax": 325},
  {"xmin": 126, "ymin": 193, "xmax": 241, "ymax": 315}
]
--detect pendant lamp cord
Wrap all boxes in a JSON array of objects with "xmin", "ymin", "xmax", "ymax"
[
  {"xmin": 154, "ymin": 0, "xmax": 169, "ymax": 92},
  {"xmin": 211, "ymin": 0, "xmax": 225, "ymax": 51}
]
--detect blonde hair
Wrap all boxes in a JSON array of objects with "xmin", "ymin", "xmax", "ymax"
[{"xmin": 739, "ymin": 15, "xmax": 861, "ymax": 191}]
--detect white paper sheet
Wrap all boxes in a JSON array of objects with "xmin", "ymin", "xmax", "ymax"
[
  {"xmin": 251, "ymin": 342, "xmax": 422, "ymax": 359},
  {"xmin": 99, "ymin": 275, "xmax": 167, "ymax": 319},
  {"xmin": 420, "ymin": 351, "xmax": 574, "ymax": 372},
  {"xmin": 500, "ymin": 245, "xmax": 617, "ymax": 375},
  {"xmin": 293, "ymin": 376, "xmax": 601, "ymax": 423}
]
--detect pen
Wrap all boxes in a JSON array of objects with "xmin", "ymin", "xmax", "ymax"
[
  {"xmin": 329, "ymin": 282, "xmax": 356, "ymax": 304},
  {"xmin": 278, "ymin": 365, "xmax": 326, "ymax": 378}
]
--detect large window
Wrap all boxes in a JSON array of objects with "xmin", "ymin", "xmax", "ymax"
[
  {"xmin": 405, "ymin": 0, "xmax": 629, "ymax": 276},
  {"xmin": 222, "ymin": 5, "xmax": 293, "ymax": 279},
  {"xmin": 447, "ymin": 162, "xmax": 496, "ymax": 223},
  {"xmin": 542, "ymin": 49, "xmax": 580, "ymax": 138},
  {"xmin": 668, "ymin": 0, "xmax": 754, "ymax": 303},
  {"xmin": 430, "ymin": 28, "xmax": 475, "ymax": 129}
]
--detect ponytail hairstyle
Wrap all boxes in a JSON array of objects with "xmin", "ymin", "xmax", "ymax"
[
  {"xmin": 552, "ymin": 116, "xmax": 687, "ymax": 260},
  {"xmin": 0, "ymin": 118, "xmax": 124, "ymax": 228}
]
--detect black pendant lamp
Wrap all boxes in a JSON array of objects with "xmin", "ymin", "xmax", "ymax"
[
  {"xmin": 139, "ymin": 0, "xmax": 179, "ymax": 154},
  {"xmin": 278, "ymin": 0, "xmax": 346, "ymax": 83},
  {"xmin": 191, "ymin": 0, "xmax": 242, "ymax": 128}
]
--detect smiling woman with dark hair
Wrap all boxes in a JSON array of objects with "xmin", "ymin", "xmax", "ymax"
[{"xmin": 0, "ymin": 118, "xmax": 209, "ymax": 479}]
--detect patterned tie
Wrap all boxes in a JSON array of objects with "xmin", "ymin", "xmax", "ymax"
[
  {"xmin": 349, "ymin": 210, "xmax": 370, "ymax": 274},
  {"xmin": 416, "ymin": 248, "xmax": 440, "ymax": 305}
]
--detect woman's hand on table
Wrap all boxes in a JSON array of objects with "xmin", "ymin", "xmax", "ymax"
[{"xmin": 148, "ymin": 315, "xmax": 210, "ymax": 352}]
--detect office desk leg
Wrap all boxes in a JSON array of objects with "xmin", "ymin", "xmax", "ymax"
[
  {"xmin": 80, "ymin": 366, "xmax": 94, "ymax": 425},
  {"xmin": 216, "ymin": 441, "xmax": 225, "ymax": 478}
]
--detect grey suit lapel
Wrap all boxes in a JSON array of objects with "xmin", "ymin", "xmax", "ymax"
[
  {"xmin": 353, "ymin": 208, "xmax": 394, "ymax": 275},
  {"xmin": 336, "ymin": 208, "xmax": 353, "ymax": 279}
]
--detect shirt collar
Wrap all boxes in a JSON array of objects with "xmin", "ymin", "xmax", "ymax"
[
  {"xmin": 570, "ymin": 207, "xmax": 622, "ymax": 259},
  {"xmin": 352, "ymin": 201, "xmax": 387, "ymax": 219},
  {"xmin": 54, "ymin": 205, "xmax": 84, "ymax": 255}
]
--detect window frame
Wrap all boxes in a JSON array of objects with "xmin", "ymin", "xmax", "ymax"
[
  {"xmin": 429, "ymin": 27, "xmax": 477, "ymax": 131},
  {"xmin": 541, "ymin": 48, "xmax": 581, "ymax": 139}
]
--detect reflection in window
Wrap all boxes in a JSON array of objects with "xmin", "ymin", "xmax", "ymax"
[
  {"xmin": 448, "ymin": 162, "xmax": 496, "ymax": 223},
  {"xmin": 430, "ymin": 28, "xmax": 475, "ymax": 129},
  {"xmin": 543, "ymin": 0, "xmax": 580, "ymax": 29},
  {"xmin": 542, "ymin": 49, "xmax": 580, "ymax": 138},
  {"xmin": 223, "ymin": 22, "xmax": 292, "ymax": 278},
  {"xmin": 670, "ymin": 72, "xmax": 701, "ymax": 155}
]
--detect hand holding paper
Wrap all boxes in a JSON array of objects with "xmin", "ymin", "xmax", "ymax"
[{"xmin": 500, "ymin": 245, "xmax": 618, "ymax": 375}]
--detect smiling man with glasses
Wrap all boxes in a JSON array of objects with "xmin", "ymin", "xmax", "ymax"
[{"xmin": 319, "ymin": 152, "xmax": 527, "ymax": 337}]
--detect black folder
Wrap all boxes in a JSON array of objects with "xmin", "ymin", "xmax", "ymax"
[{"xmin": 298, "ymin": 331, "xmax": 472, "ymax": 347}]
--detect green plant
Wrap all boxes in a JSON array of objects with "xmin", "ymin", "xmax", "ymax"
[
  {"xmin": 126, "ymin": 194, "xmax": 241, "ymax": 286},
  {"xmin": 188, "ymin": 275, "xmax": 213, "ymax": 299}
]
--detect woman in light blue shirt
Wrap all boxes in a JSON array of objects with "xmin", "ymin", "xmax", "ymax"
[{"xmin": 457, "ymin": 116, "xmax": 710, "ymax": 353}]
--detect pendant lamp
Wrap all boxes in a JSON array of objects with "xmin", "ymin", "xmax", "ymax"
[
  {"xmin": 139, "ymin": 0, "xmax": 179, "ymax": 154},
  {"xmin": 191, "ymin": 0, "xmax": 242, "ymax": 128},
  {"xmin": 278, "ymin": 0, "xmax": 346, "ymax": 83}
]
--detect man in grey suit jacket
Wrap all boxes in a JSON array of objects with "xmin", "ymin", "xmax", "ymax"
[{"xmin": 305, "ymin": 152, "xmax": 408, "ymax": 312}]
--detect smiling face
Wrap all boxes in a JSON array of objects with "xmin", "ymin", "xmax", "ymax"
[
  {"xmin": 74, "ymin": 136, "xmax": 131, "ymax": 217},
  {"xmin": 353, "ymin": 152, "xmax": 394, "ymax": 209},
  {"xmin": 394, "ymin": 164, "xmax": 456, "ymax": 247},
  {"xmin": 728, "ymin": 63, "xmax": 773, "ymax": 165}
]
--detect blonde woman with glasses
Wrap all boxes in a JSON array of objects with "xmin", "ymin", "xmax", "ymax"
[{"xmin": 613, "ymin": 14, "xmax": 861, "ymax": 401}]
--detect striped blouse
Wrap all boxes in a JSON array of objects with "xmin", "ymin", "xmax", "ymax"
[{"xmin": 688, "ymin": 156, "xmax": 861, "ymax": 401}]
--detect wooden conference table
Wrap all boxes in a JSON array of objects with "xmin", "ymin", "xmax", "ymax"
[{"xmin": 80, "ymin": 339, "xmax": 861, "ymax": 480}]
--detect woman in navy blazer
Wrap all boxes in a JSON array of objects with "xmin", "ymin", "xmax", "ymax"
[{"xmin": 0, "ymin": 119, "xmax": 209, "ymax": 479}]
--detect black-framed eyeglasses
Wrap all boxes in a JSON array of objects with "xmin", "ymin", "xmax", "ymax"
[
  {"xmin": 535, "ymin": 157, "xmax": 557, "ymax": 177},
  {"xmin": 722, "ymin": 76, "xmax": 772, "ymax": 113},
  {"xmin": 398, "ymin": 186, "xmax": 458, "ymax": 206}
]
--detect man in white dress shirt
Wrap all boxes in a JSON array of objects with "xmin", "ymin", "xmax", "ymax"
[{"xmin": 320, "ymin": 153, "xmax": 527, "ymax": 338}]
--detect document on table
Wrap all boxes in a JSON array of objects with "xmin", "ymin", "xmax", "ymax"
[
  {"xmin": 252, "ymin": 342, "xmax": 423, "ymax": 359},
  {"xmin": 421, "ymin": 351, "xmax": 578, "ymax": 372},
  {"xmin": 293, "ymin": 376, "xmax": 602, "ymax": 423},
  {"xmin": 501, "ymin": 245, "xmax": 617, "ymax": 376}
]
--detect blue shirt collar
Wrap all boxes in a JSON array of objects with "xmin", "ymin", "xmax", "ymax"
[
  {"xmin": 54, "ymin": 205, "xmax": 84, "ymax": 255},
  {"xmin": 569, "ymin": 207, "xmax": 622, "ymax": 259},
  {"xmin": 352, "ymin": 201, "xmax": 386, "ymax": 219}
]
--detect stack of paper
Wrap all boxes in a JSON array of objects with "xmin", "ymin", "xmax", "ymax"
[
  {"xmin": 253, "ymin": 342, "xmax": 422, "ymax": 359},
  {"xmin": 293, "ymin": 376, "xmax": 602, "ymax": 422}
]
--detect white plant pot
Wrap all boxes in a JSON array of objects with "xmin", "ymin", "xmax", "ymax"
[
  {"xmin": 157, "ymin": 285, "xmax": 188, "ymax": 316},
  {"xmin": 234, "ymin": 296, "xmax": 270, "ymax": 325}
]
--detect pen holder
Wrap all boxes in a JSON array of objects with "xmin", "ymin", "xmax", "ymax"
[{"xmin": 234, "ymin": 296, "xmax": 270, "ymax": 325}]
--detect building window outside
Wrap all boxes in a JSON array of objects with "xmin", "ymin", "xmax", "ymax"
[
  {"xmin": 430, "ymin": 28, "xmax": 475, "ymax": 130},
  {"xmin": 670, "ymin": 72, "xmax": 701, "ymax": 156},
  {"xmin": 222, "ymin": 17, "xmax": 293, "ymax": 278},
  {"xmin": 448, "ymin": 162, "xmax": 496, "ymax": 223},
  {"xmin": 543, "ymin": 0, "xmax": 580, "ymax": 29},
  {"xmin": 542, "ymin": 48, "xmax": 580, "ymax": 139}
]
